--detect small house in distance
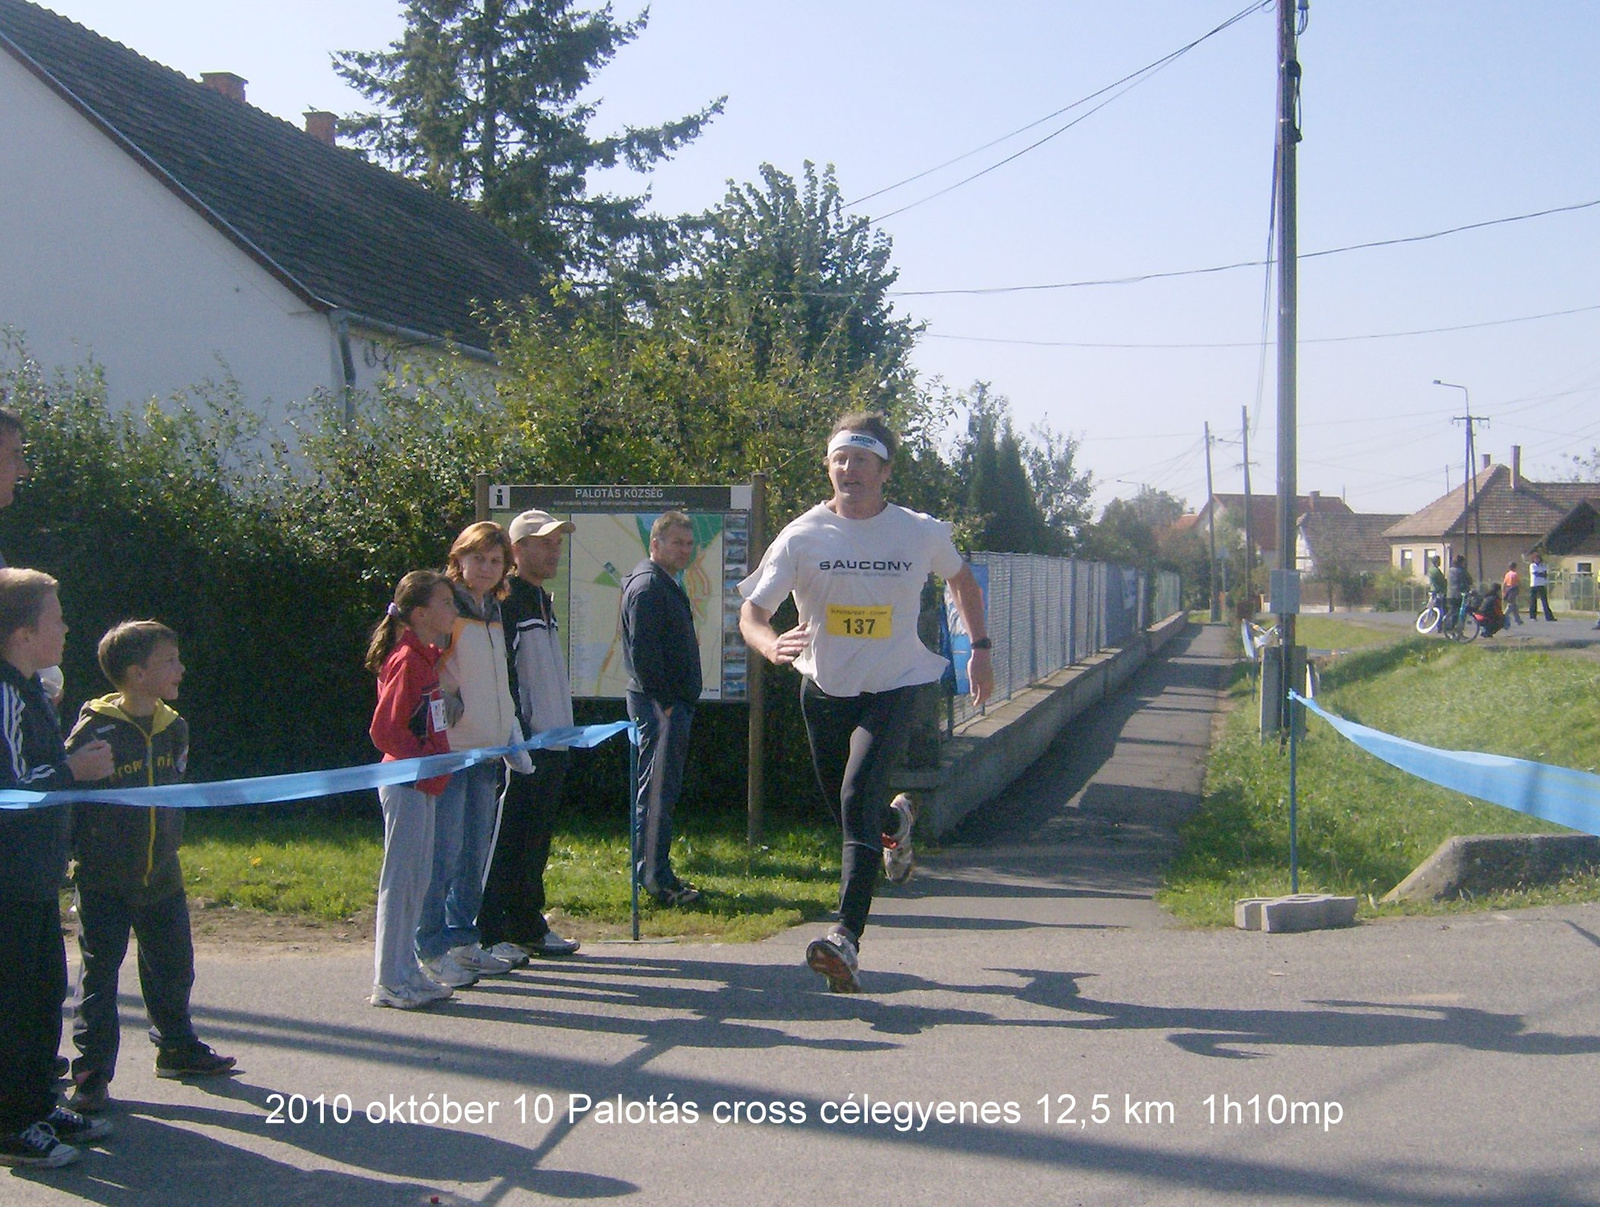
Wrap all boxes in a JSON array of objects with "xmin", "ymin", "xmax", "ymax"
[
  {"xmin": 0, "ymin": 0, "xmax": 547, "ymax": 431},
  {"xmin": 1296, "ymin": 509, "xmax": 1406, "ymax": 608},
  {"xmin": 1384, "ymin": 446, "xmax": 1600, "ymax": 594}
]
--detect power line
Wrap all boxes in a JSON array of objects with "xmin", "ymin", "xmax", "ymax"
[
  {"xmin": 847, "ymin": 1, "xmax": 1271, "ymax": 209},
  {"xmin": 921, "ymin": 300, "xmax": 1600, "ymax": 349},
  {"xmin": 889, "ymin": 197, "xmax": 1600, "ymax": 297},
  {"xmin": 860, "ymin": 3, "xmax": 1270, "ymax": 222}
]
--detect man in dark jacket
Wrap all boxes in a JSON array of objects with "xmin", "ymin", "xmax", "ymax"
[{"xmin": 620, "ymin": 512, "xmax": 703, "ymax": 905}]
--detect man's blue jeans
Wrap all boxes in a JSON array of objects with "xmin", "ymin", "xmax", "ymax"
[{"xmin": 627, "ymin": 692, "xmax": 694, "ymax": 894}]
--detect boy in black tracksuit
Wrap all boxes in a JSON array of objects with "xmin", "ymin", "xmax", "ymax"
[
  {"xmin": 0, "ymin": 569, "xmax": 115, "ymax": 1168},
  {"xmin": 64, "ymin": 620, "xmax": 234, "ymax": 1114}
]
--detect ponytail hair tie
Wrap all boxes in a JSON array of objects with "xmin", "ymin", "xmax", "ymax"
[{"xmin": 386, "ymin": 602, "xmax": 403, "ymax": 619}]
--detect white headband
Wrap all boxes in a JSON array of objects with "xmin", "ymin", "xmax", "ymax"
[{"xmin": 827, "ymin": 430, "xmax": 890, "ymax": 461}]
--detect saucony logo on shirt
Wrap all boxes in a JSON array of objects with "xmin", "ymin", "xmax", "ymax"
[{"xmin": 818, "ymin": 559, "xmax": 913, "ymax": 572}]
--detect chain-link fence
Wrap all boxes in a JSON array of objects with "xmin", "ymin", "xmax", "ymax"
[
  {"xmin": 1554, "ymin": 569, "xmax": 1597, "ymax": 613},
  {"xmin": 946, "ymin": 554, "xmax": 1178, "ymax": 728}
]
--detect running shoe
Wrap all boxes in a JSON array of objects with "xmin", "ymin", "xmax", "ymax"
[
  {"xmin": 653, "ymin": 883, "xmax": 702, "ymax": 906},
  {"xmin": 44, "ymin": 1104, "xmax": 113, "ymax": 1145},
  {"xmin": 448, "ymin": 943, "xmax": 515, "ymax": 974},
  {"xmin": 806, "ymin": 927, "xmax": 862, "ymax": 994},
  {"xmin": 371, "ymin": 981, "xmax": 453, "ymax": 1009},
  {"xmin": 423, "ymin": 951, "xmax": 482, "ymax": 988},
  {"xmin": 155, "ymin": 1041, "xmax": 237, "ymax": 1079},
  {"xmin": 523, "ymin": 931, "xmax": 581, "ymax": 957},
  {"xmin": 882, "ymin": 793, "xmax": 917, "ymax": 885},
  {"xmin": 0, "ymin": 1123, "xmax": 78, "ymax": 1168},
  {"xmin": 484, "ymin": 941, "xmax": 531, "ymax": 968}
]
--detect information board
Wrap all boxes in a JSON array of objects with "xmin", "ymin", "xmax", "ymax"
[{"xmin": 488, "ymin": 484, "xmax": 754, "ymax": 702}]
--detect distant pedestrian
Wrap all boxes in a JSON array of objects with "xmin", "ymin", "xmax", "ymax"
[
  {"xmin": 365, "ymin": 572, "xmax": 460, "ymax": 1010},
  {"xmin": 1502, "ymin": 561, "xmax": 1523, "ymax": 625},
  {"xmin": 479, "ymin": 509, "xmax": 583, "ymax": 957},
  {"xmin": 621, "ymin": 511, "xmax": 703, "ymax": 906},
  {"xmin": 1527, "ymin": 553, "xmax": 1555, "ymax": 621},
  {"xmin": 1446, "ymin": 555, "xmax": 1471, "ymax": 633}
]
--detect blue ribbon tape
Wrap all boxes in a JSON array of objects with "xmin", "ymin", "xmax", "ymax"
[
  {"xmin": 0, "ymin": 721, "xmax": 635, "ymax": 811},
  {"xmin": 1291, "ymin": 692, "xmax": 1600, "ymax": 837}
]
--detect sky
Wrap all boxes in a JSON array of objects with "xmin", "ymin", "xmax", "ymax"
[{"xmin": 33, "ymin": 1, "xmax": 1600, "ymax": 518}]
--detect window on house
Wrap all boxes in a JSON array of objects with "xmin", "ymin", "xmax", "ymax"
[{"xmin": 1399, "ymin": 550, "xmax": 1414, "ymax": 576}]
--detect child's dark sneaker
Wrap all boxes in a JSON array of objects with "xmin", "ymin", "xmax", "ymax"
[
  {"xmin": 44, "ymin": 1104, "xmax": 113, "ymax": 1145},
  {"xmin": 154, "ymin": 1041, "xmax": 237, "ymax": 1079},
  {"xmin": 0, "ymin": 1122, "xmax": 79, "ymax": 1168}
]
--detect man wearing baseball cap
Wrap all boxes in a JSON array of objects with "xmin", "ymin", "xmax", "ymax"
[{"xmin": 478, "ymin": 509, "xmax": 582, "ymax": 958}]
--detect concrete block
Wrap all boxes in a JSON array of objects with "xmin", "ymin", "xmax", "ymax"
[
  {"xmin": 1236, "ymin": 893, "xmax": 1359, "ymax": 932},
  {"xmin": 1383, "ymin": 833, "xmax": 1600, "ymax": 903},
  {"xmin": 1234, "ymin": 898, "xmax": 1269, "ymax": 930}
]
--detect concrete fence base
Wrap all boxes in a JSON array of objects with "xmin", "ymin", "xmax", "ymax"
[
  {"xmin": 895, "ymin": 611, "xmax": 1189, "ymax": 838},
  {"xmin": 1382, "ymin": 833, "xmax": 1600, "ymax": 903}
]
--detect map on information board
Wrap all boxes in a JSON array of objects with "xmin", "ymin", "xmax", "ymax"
[{"xmin": 488, "ymin": 485, "xmax": 753, "ymax": 702}]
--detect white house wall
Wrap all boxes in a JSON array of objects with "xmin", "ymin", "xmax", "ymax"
[{"xmin": 0, "ymin": 52, "xmax": 363, "ymax": 429}]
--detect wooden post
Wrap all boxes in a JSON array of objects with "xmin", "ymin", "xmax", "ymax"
[
  {"xmin": 746, "ymin": 474, "xmax": 768, "ymax": 845},
  {"xmin": 474, "ymin": 472, "xmax": 490, "ymax": 523}
]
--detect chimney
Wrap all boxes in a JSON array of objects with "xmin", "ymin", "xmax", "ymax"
[
  {"xmin": 1308, "ymin": 490, "xmax": 1321, "ymax": 510},
  {"xmin": 1480, "ymin": 453, "xmax": 1491, "ymax": 472},
  {"xmin": 200, "ymin": 72, "xmax": 247, "ymax": 103},
  {"xmin": 1511, "ymin": 444, "xmax": 1522, "ymax": 490},
  {"xmin": 303, "ymin": 110, "xmax": 337, "ymax": 146}
]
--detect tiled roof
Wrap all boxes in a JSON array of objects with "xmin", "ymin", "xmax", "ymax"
[
  {"xmin": 1299, "ymin": 511, "xmax": 1406, "ymax": 569},
  {"xmin": 1205, "ymin": 492, "xmax": 1351, "ymax": 553},
  {"xmin": 1544, "ymin": 499, "xmax": 1600, "ymax": 556},
  {"xmin": 1382, "ymin": 465, "xmax": 1600, "ymax": 540},
  {"xmin": 0, "ymin": 0, "xmax": 548, "ymax": 352}
]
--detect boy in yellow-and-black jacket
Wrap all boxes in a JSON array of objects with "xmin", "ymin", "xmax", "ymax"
[{"xmin": 63, "ymin": 621, "xmax": 234, "ymax": 1115}]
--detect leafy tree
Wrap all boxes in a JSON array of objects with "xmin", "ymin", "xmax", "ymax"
[
  {"xmin": 675, "ymin": 163, "xmax": 921, "ymax": 404},
  {"xmin": 1565, "ymin": 447, "xmax": 1600, "ymax": 481},
  {"xmin": 1081, "ymin": 496, "xmax": 1161, "ymax": 570},
  {"xmin": 335, "ymin": 1, "xmax": 724, "ymax": 275},
  {"xmin": 1025, "ymin": 420, "xmax": 1094, "ymax": 547}
]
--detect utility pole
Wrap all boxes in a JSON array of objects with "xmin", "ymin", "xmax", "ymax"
[
  {"xmin": 1436, "ymin": 379, "xmax": 1488, "ymax": 582},
  {"xmin": 1204, "ymin": 422, "xmax": 1220, "ymax": 621},
  {"xmin": 1241, "ymin": 405, "xmax": 1254, "ymax": 615},
  {"xmin": 1272, "ymin": 0, "xmax": 1305, "ymax": 736}
]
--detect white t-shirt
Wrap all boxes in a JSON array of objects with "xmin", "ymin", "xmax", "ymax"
[{"xmin": 739, "ymin": 502, "xmax": 967, "ymax": 697}]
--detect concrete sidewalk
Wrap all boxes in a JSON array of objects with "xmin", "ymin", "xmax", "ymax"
[{"xmin": 13, "ymin": 625, "xmax": 1600, "ymax": 1206}]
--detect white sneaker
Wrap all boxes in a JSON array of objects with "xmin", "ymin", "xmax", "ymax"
[
  {"xmin": 372, "ymin": 983, "xmax": 434, "ymax": 1009},
  {"xmin": 484, "ymin": 941, "xmax": 530, "ymax": 968},
  {"xmin": 405, "ymin": 971, "xmax": 456, "ymax": 1004},
  {"xmin": 805, "ymin": 927, "xmax": 862, "ymax": 993},
  {"xmin": 882, "ymin": 793, "xmax": 916, "ymax": 885},
  {"xmin": 422, "ymin": 952, "xmax": 481, "ymax": 988},
  {"xmin": 449, "ymin": 943, "xmax": 514, "ymax": 974}
]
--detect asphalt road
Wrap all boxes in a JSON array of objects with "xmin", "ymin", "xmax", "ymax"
[{"xmin": 11, "ymin": 626, "xmax": 1600, "ymax": 1206}]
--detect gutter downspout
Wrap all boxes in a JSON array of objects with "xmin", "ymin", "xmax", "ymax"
[{"xmin": 334, "ymin": 313, "xmax": 357, "ymax": 427}]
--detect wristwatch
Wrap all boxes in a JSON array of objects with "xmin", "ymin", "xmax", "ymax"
[{"xmin": 970, "ymin": 637, "xmax": 993, "ymax": 650}]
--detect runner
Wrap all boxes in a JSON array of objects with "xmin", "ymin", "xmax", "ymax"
[{"xmin": 739, "ymin": 412, "xmax": 993, "ymax": 993}]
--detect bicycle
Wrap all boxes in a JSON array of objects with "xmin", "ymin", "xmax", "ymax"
[
  {"xmin": 1442, "ymin": 594, "xmax": 1483, "ymax": 643},
  {"xmin": 1415, "ymin": 593, "xmax": 1444, "ymax": 635}
]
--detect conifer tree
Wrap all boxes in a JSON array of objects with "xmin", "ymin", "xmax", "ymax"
[{"xmin": 335, "ymin": 1, "xmax": 724, "ymax": 275}]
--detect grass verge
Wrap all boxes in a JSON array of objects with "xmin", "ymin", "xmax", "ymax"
[
  {"xmin": 1160, "ymin": 634, "xmax": 1600, "ymax": 926},
  {"xmin": 178, "ymin": 805, "xmax": 841, "ymax": 942}
]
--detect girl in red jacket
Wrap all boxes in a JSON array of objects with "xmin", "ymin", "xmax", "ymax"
[{"xmin": 365, "ymin": 571, "xmax": 459, "ymax": 1009}]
